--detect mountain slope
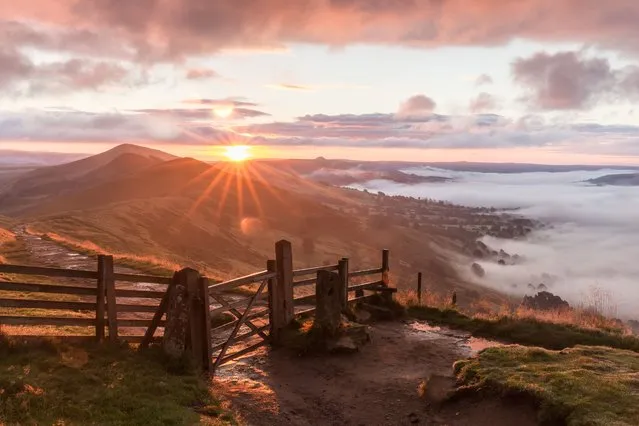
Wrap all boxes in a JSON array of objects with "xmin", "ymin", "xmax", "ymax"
[
  {"xmin": 588, "ymin": 173, "xmax": 639, "ymax": 186},
  {"xmin": 0, "ymin": 144, "xmax": 177, "ymax": 214}
]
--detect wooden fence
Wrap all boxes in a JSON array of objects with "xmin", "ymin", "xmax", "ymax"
[{"xmin": 0, "ymin": 240, "xmax": 394, "ymax": 374}]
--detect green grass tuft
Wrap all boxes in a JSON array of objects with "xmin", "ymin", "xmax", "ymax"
[
  {"xmin": 454, "ymin": 345, "xmax": 639, "ymax": 425},
  {"xmin": 408, "ymin": 305, "xmax": 639, "ymax": 352},
  {"xmin": 0, "ymin": 337, "xmax": 235, "ymax": 425}
]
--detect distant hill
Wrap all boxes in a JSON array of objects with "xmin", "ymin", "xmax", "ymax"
[
  {"xmin": 587, "ymin": 173, "xmax": 639, "ymax": 186},
  {"xmin": 0, "ymin": 144, "xmax": 177, "ymax": 214},
  {"xmin": 0, "ymin": 150, "xmax": 86, "ymax": 167}
]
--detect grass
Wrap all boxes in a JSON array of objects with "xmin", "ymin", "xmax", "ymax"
[
  {"xmin": 453, "ymin": 345, "xmax": 639, "ymax": 425},
  {"xmin": 0, "ymin": 336, "xmax": 236, "ymax": 425},
  {"xmin": 407, "ymin": 305, "xmax": 639, "ymax": 352}
]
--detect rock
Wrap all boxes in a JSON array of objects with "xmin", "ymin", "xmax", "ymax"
[
  {"xmin": 163, "ymin": 282, "xmax": 189, "ymax": 359},
  {"xmin": 420, "ymin": 374, "xmax": 456, "ymax": 405},
  {"xmin": 327, "ymin": 336, "xmax": 358, "ymax": 354},
  {"xmin": 314, "ymin": 270, "xmax": 342, "ymax": 333},
  {"xmin": 326, "ymin": 323, "xmax": 371, "ymax": 354},
  {"xmin": 471, "ymin": 263, "xmax": 485, "ymax": 278},
  {"xmin": 498, "ymin": 259, "xmax": 506, "ymax": 265},
  {"xmin": 521, "ymin": 291, "xmax": 570, "ymax": 311},
  {"xmin": 352, "ymin": 307, "xmax": 372, "ymax": 323}
]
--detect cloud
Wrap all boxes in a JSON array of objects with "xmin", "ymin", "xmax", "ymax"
[
  {"xmin": 355, "ymin": 168, "xmax": 639, "ymax": 317},
  {"xmin": 512, "ymin": 50, "xmax": 639, "ymax": 110},
  {"xmin": 469, "ymin": 92, "xmax": 496, "ymax": 112},
  {"xmin": 0, "ymin": 47, "xmax": 136, "ymax": 95},
  {"xmin": 183, "ymin": 98, "xmax": 259, "ymax": 107},
  {"xmin": 266, "ymin": 83, "xmax": 313, "ymax": 91},
  {"xmin": 185, "ymin": 68, "xmax": 219, "ymax": 80},
  {"xmin": 6, "ymin": 1, "xmax": 639, "ymax": 60},
  {"xmin": 397, "ymin": 94, "xmax": 436, "ymax": 118},
  {"xmin": 475, "ymin": 74, "xmax": 493, "ymax": 86}
]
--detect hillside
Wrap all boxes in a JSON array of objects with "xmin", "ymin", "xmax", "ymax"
[
  {"xmin": 587, "ymin": 172, "xmax": 639, "ymax": 186},
  {"xmin": 0, "ymin": 145, "xmax": 521, "ymax": 300},
  {"xmin": 0, "ymin": 144, "xmax": 176, "ymax": 214}
]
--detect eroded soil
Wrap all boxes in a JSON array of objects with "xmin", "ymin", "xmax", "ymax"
[{"xmin": 216, "ymin": 321, "xmax": 537, "ymax": 426}]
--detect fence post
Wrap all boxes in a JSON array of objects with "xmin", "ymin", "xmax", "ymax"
[
  {"xmin": 200, "ymin": 277, "xmax": 213, "ymax": 372},
  {"xmin": 100, "ymin": 255, "xmax": 118, "ymax": 342},
  {"xmin": 96, "ymin": 256, "xmax": 107, "ymax": 342},
  {"xmin": 417, "ymin": 272, "xmax": 422, "ymax": 305},
  {"xmin": 272, "ymin": 240, "xmax": 294, "ymax": 343},
  {"xmin": 381, "ymin": 249, "xmax": 392, "ymax": 303},
  {"xmin": 184, "ymin": 269, "xmax": 206, "ymax": 371},
  {"xmin": 266, "ymin": 259, "xmax": 279, "ymax": 342},
  {"xmin": 338, "ymin": 258, "xmax": 349, "ymax": 311}
]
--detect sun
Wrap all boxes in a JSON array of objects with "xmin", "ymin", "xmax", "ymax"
[
  {"xmin": 224, "ymin": 145, "xmax": 252, "ymax": 162},
  {"xmin": 213, "ymin": 105, "xmax": 234, "ymax": 118}
]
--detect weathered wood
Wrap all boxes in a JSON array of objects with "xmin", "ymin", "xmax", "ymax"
[
  {"xmin": 200, "ymin": 278, "xmax": 213, "ymax": 372},
  {"xmin": 113, "ymin": 272, "xmax": 172, "ymax": 285},
  {"xmin": 100, "ymin": 255, "xmax": 118, "ymax": 342},
  {"xmin": 186, "ymin": 269, "xmax": 205, "ymax": 369},
  {"xmin": 295, "ymin": 307, "xmax": 316, "ymax": 317},
  {"xmin": 0, "ymin": 298, "xmax": 97, "ymax": 311},
  {"xmin": 0, "ymin": 316, "xmax": 95, "ymax": 326},
  {"xmin": 293, "ymin": 294, "xmax": 316, "ymax": 305},
  {"xmin": 292, "ymin": 277, "xmax": 316, "ymax": 288},
  {"xmin": 0, "ymin": 281, "xmax": 97, "ymax": 296},
  {"xmin": 0, "ymin": 264, "xmax": 97, "ymax": 279},
  {"xmin": 349, "ymin": 267, "xmax": 383, "ymax": 278},
  {"xmin": 209, "ymin": 270, "xmax": 275, "ymax": 292},
  {"xmin": 115, "ymin": 289, "xmax": 165, "ymax": 299},
  {"xmin": 163, "ymin": 269, "xmax": 191, "ymax": 359},
  {"xmin": 338, "ymin": 258, "xmax": 349, "ymax": 310},
  {"xmin": 348, "ymin": 280, "xmax": 384, "ymax": 293},
  {"xmin": 209, "ymin": 289, "xmax": 269, "ymax": 341},
  {"xmin": 219, "ymin": 340, "xmax": 267, "ymax": 365},
  {"xmin": 212, "ymin": 277, "xmax": 268, "ymax": 373},
  {"xmin": 211, "ymin": 308, "xmax": 269, "ymax": 334},
  {"xmin": 314, "ymin": 270, "xmax": 342, "ymax": 333},
  {"xmin": 381, "ymin": 249, "xmax": 393, "ymax": 303},
  {"xmin": 347, "ymin": 293, "xmax": 377, "ymax": 304},
  {"xmin": 292, "ymin": 264, "xmax": 338, "ymax": 277},
  {"xmin": 116, "ymin": 318, "xmax": 166, "ymax": 327},
  {"xmin": 140, "ymin": 274, "xmax": 175, "ymax": 349},
  {"xmin": 112, "ymin": 304, "xmax": 159, "ymax": 313},
  {"xmin": 211, "ymin": 324, "xmax": 269, "ymax": 353},
  {"xmin": 96, "ymin": 259, "xmax": 106, "ymax": 342},
  {"xmin": 417, "ymin": 272, "xmax": 423, "ymax": 304},
  {"xmin": 272, "ymin": 241, "xmax": 294, "ymax": 341}
]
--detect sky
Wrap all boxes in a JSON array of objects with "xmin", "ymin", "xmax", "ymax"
[
  {"xmin": 352, "ymin": 168, "xmax": 639, "ymax": 317},
  {"xmin": 2, "ymin": 1, "xmax": 639, "ymax": 164}
]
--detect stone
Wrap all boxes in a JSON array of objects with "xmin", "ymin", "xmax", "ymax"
[
  {"xmin": 314, "ymin": 270, "xmax": 342, "ymax": 333},
  {"xmin": 327, "ymin": 336, "xmax": 358, "ymax": 354},
  {"xmin": 421, "ymin": 374, "xmax": 456, "ymax": 405},
  {"xmin": 471, "ymin": 263, "xmax": 485, "ymax": 278},
  {"xmin": 162, "ymin": 283, "xmax": 189, "ymax": 359}
]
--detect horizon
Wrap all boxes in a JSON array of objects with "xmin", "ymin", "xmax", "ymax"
[{"xmin": 2, "ymin": 2, "xmax": 639, "ymax": 165}]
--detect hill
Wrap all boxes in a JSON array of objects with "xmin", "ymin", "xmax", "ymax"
[
  {"xmin": 0, "ymin": 144, "xmax": 176, "ymax": 214},
  {"xmin": 587, "ymin": 173, "xmax": 639, "ymax": 186}
]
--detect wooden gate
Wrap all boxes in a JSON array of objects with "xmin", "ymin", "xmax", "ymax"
[{"xmin": 206, "ymin": 260, "xmax": 276, "ymax": 374}]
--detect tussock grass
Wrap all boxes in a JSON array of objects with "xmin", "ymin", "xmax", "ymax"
[
  {"xmin": 408, "ymin": 305, "xmax": 639, "ymax": 352},
  {"xmin": 454, "ymin": 345, "xmax": 639, "ymax": 425},
  {"xmin": 0, "ymin": 335, "xmax": 235, "ymax": 425}
]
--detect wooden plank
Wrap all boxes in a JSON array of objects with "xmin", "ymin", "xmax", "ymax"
[
  {"xmin": 273, "ymin": 241, "xmax": 294, "ymax": 341},
  {"xmin": 113, "ymin": 272, "xmax": 172, "ymax": 285},
  {"xmin": 209, "ymin": 293, "xmax": 267, "ymax": 317},
  {"xmin": 338, "ymin": 258, "xmax": 349, "ymax": 310},
  {"xmin": 140, "ymin": 274, "xmax": 175, "ymax": 349},
  {"xmin": 96, "ymin": 258, "xmax": 106, "ymax": 342},
  {"xmin": 293, "ymin": 294, "xmax": 316, "ymax": 305},
  {"xmin": 212, "ymin": 278, "xmax": 268, "ymax": 373},
  {"xmin": 184, "ymin": 269, "xmax": 206, "ymax": 371},
  {"xmin": 292, "ymin": 277, "xmax": 316, "ymax": 288},
  {"xmin": 219, "ymin": 340, "xmax": 267, "ymax": 365},
  {"xmin": 210, "ymin": 309, "xmax": 269, "ymax": 334},
  {"xmin": 0, "ymin": 298, "xmax": 97, "ymax": 311},
  {"xmin": 209, "ymin": 290, "xmax": 269, "ymax": 341},
  {"xmin": 347, "ymin": 293, "xmax": 377, "ymax": 304},
  {"xmin": 0, "ymin": 316, "xmax": 95, "ymax": 326},
  {"xmin": 295, "ymin": 307, "xmax": 316, "ymax": 317},
  {"xmin": 114, "ymin": 289, "xmax": 165, "ymax": 299},
  {"xmin": 113, "ymin": 304, "xmax": 159, "ymax": 313},
  {"xmin": 0, "ymin": 282, "xmax": 97, "ymax": 296},
  {"xmin": 201, "ymin": 278, "xmax": 213, "ymax": 372},
  {"xmin": 292, "ymin": 264, "xmax": 338, "ymax": 277},
  {"xmin": 347, "ymin": 280, "xmax": 384, "ymax": 293},
  {"xmin": 349, "ymin": 267, "xmax": 383, "ymax": 278},
  {"xmin": 209, "ymin": 270, "xmax": 275, "ymax": 292},
  {"xmin": 101, "ymin": 256, "xmax": 118, "ymax": 342},
  {"xmin": 211, "ymin": 324, "xmax": 269, "ymax": 353},
  {"xmin": 417, "ymin": 272, "xmax": 423, "ymax": 304},
  {"xmin": 0, "ymin": 264, "xmax": 97, "ymax": 279}
]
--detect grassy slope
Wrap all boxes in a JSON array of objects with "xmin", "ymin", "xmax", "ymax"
[
  {"xmin": 454, "ymin": 345, "xmax": 639, "ymax": 425},
  {"xmin": 408, "ymin": 305, "xmax": 639, "ymax": 352},
  {"xmin": 0, "ymin": 338, "xmax": 234, "ymax": 425}
]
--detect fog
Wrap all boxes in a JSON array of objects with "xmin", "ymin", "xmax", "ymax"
[{"xmin": 353, "ymin": 167, "xmax": 639, "ymax": 317}]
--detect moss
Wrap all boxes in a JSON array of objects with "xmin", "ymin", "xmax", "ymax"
[
  {"xmin": 0, "ymin": 337, "xmax": 235, "ymax": 425},
  {"xmin": 455, "ymin": 345, "xmax": 639, "ymax": 425},
  {"xmin": 408, "ymin": 305, "xmax": 639, "ymax": 352}
]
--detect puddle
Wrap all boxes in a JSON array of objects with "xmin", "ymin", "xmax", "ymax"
[
  {"xmin": 466, "ymin": 337, "xmax": 503, "ymax": 355},
  {"xmin": 406, "ymin": 320, "xmax": 503, "ymax": 356}
]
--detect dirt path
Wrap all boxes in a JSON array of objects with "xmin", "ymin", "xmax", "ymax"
[{"xmin": 216, "ymin": 321, "xmax": 538, "ymax": 426}]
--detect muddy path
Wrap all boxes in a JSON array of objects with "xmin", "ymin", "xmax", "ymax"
[{"xmin": 216, "ymin": 321, "xmax": 537, "ymax": 426}]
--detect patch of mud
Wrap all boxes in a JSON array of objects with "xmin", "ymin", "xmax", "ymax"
[{"xmin": 217, "ymin": 321, "xmax": 514, "ymax": 426}]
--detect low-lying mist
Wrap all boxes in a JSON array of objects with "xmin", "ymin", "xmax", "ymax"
[{"xmin": 353, "ymin": 167, "xmax": 639, "ymax": 318}]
